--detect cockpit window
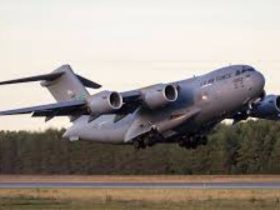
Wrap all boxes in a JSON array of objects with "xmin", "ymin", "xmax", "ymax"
[
  {"xmin": 242, "ymin": 67, "xmax": 255, "ymax": 73},
  {"xmin": 236, "ymin": 67, "xmax": 255, "ymax": 76}
]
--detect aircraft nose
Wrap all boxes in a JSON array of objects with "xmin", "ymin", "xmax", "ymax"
[{"xmin": 252, "ymin": 71, "xmax": 265, "ymax": 92}]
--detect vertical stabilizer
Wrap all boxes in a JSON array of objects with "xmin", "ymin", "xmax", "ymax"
[{"xmin": 41, "ymin": 65, "xmax": 90, "ymax": 102}]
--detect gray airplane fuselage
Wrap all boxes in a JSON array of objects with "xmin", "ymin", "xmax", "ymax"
[{"xmin": 64, "ymin": 65, "xmax": 265, "ymax": 144}]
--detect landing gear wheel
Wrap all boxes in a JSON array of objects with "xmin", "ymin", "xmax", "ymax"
[
  {"xmin": 178, "ymin": 135, "xmax": 208, "ymax": 149},
  {"xmin": 133, "ymin": 139, "xmax": 146, "ymax": 150},
  {"xmin": 201, "ymin": 136, "xmax": 208, "ymax": 146},
  {"xmin": 140, "ymin": 142, "xmax": 146, "ymax": 149},
  {"xmin": 144, "ymin": 137, "xmax": 155, "ymax": 147},
  {"xmin": 179, "ymin": 140, "xmax": 185, "ymax": 147},
  {"xmin": 133, "ymin": 140, "xmax": 141, "ymax": 150}
]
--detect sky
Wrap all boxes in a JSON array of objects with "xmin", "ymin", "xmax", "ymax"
[{"xmin": 1, "ymin": 0, "xmax": 280, "ymax": 130}]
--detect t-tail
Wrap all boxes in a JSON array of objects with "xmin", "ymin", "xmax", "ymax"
[{"xmin": 0, "ymin": 65, "xmax": 101, "ymax": 102}]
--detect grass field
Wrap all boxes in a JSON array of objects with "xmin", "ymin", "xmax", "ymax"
[
  {"xmin": 1, "ymin": 176, "xmax": 280, "ymax": 209},
  {"xmin": 0, "ymin": 197, "xmax": 279, "ymax": 210},
  {"xmin": 0, "ymin": 189, "xmax": 280, "ymax": 210}
]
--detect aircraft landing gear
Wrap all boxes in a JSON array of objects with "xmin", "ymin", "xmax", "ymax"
[
  {"xmin": 179, "ymin": 135, "xmax": 208, "ymax": 149},
  {"xmin": 133, "ymin": 140, "xmax": 146, "ymax": 150},
  {"xmin": 200, "ymin": 136, "xmax": 208, "ymax": 146},
  {"xmin": 133, "ymin": 130, "xmax": 161, "ymax": 150}
]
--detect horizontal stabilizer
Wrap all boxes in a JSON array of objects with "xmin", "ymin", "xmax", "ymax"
[
  {"xmin": 0, "ymin": 68, "xmax": 102, "ymax": 90},
  {"xmin": 0, "ymin": 72, "xmax": 64, "ymax": 85},
  {"xmin": 0, "ymin": 100, "xmax": 86, "ymax": 117},
  {"xmin": 76, "ymin": 74, "xmax": 102, "ymax": 89}
]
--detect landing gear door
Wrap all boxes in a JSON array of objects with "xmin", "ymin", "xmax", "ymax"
[{"xmin": 124, "ymin": 109, "xmax": 152, "ymax": 143}]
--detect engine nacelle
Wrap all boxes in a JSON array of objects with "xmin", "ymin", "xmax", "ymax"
[
  {"xmin": 86, "ymin": 91, "xmax": 123, "ymax": 116},
  {"xmin": 251, "ymin": 95, "xmax": 280, "ymax": 120},
  {"xmin": 142, "ymin": 84, "xmax": 178, "ymax": 109}
]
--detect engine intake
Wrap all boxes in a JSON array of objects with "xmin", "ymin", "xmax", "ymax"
[
  {"xmin": 251, "ymin": 95, "xmax": 280, "ymax": 120},
  {"xmin": 86, "ymin": 91, "xmax": 123, "ymax": 116},
  {"xmin": 142, "ymin": 84, "xmax": 178, "ymax": 109}
]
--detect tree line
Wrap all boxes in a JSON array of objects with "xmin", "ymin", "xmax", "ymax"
[{"xmin": 0, "ymin": 120, "xmax": 280, "ymax": 175}]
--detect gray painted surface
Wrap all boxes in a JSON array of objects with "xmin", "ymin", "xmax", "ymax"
[
  {"xmin": 0, "ymin": 182, "xmax": 280, "ymax": 189},
  {"xmin": 0, "ymin": 64, "xmax": 276, "ymax": 148}
]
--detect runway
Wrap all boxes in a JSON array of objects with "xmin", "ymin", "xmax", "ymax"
[{"xmin": 1, "ymin": 182, "xmax": 280, "ymax": 189}]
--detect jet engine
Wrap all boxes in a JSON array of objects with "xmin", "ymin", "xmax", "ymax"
[
  {"xmin": 251, "ymin": 95, "xmax": 280, "ymax": 120},
  {"xmin": 86, "ymin": 91, "xmax": 123, "ymax": 116},
  {"xmin": 142, "ymin": 84, "xmax": 178, "ymax": 109}
]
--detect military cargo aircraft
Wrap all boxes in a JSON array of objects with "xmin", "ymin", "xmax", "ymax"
[{"xmin": 0, "ymin": 64, "xmax": 277, "ymax": 149}]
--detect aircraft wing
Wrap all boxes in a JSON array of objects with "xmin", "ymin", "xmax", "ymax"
[
  {"xmin": 121, "ymin": 90, "xmax": 141, "ymax": 102},
  {"xmin": 0, "ymin": 90, "xmax": 142, "ymax": 118},
  {"xmin": 117, "ymin": 90, "xmax": 142, "ymax": 114}
]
